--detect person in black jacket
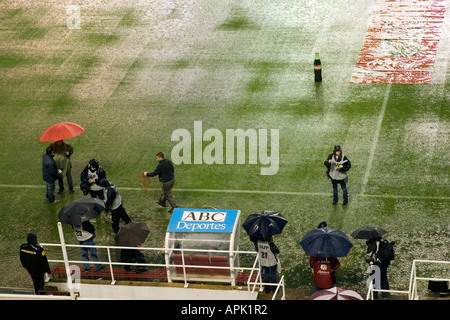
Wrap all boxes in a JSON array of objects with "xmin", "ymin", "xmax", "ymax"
[
  {"xmin": 20, "ymin": 233, "xmax": 51, "ymax": 294},
  {"xmin": 80, "ymin": 159, "xmax": 106, "ymax": 200},
  {"xmin": 42, "ymin": 146, "xmax": 60, "ymax": 204},
  {"xmin": 324, "ymin": 145, "xmax": 351, "ymax": 205},
  {"xmin": 98, "ymin": 179, "xmax": 131, "ymax": 233},
  {"xmin": 143, "ymin": 152, "xmax": 178, "ymax": 213},
  {"xmin": 120, "ymin": 246, "xmax": 147, "ymax": 274},
  {"xmin": 366, "ymin": 237, "xmax": 394, "ymax": 299}
]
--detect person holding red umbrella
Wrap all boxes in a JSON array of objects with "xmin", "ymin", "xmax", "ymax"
[
  {"xmin": 49, "ymin": 140, "xmax": 74, "ymax": 194},
  {"xmin": 40, "ymin": 122, "xmax": 85, "ymax": 194}
]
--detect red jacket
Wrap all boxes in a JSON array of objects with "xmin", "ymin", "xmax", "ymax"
[{"xmin": 310, "ymin": 256, "xmax": 340, "ymax": 289}]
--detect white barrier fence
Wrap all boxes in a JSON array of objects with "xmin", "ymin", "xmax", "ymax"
[
  {"xmin": 366, "ymin": 259, "xmax": 449, "ymax": 300},
  {"xmin": 34, "ymin": 223, "xmax": 286, "ymax": 300}
]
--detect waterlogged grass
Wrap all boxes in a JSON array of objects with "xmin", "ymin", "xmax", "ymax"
[
  {"xmin": 84, "ymin": 33, "xmax": 120, "ymax": 46},
  {"xmin": 1, "ymin": 188, "xmax": 447, "ymax": 294},
  {"xmin": 217, "ymin": 7, "xmax": 259, "ymax": 31},
  {"xmin": 0, "ymin": 0, "xmax": 448, "ymax": 298}
]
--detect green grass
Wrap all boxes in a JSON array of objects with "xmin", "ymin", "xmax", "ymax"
[{"xmin": 0, "ymin": 0, "xmax": 448, "ymax": 298}]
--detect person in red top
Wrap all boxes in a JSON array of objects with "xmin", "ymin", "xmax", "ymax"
[{"xmin": 310, "ymin": 256, "xmax": 341, "ymax": 291}]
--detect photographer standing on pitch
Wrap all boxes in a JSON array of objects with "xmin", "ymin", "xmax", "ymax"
[
  {"xmin": 324, "ymin": 145, "xmax": 351, "ymax": 205},
  {"xmin": 143, "ymin": 152, "xmax": 178, "ymax": 214}
]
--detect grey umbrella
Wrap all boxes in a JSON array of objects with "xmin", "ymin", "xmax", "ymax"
[
  {"xmin": 115, "ymin": 222, "xmax": 150, "ymax": 247},
  {"xmin": 351, "ymin": 225, "xmax": 387, "ymax": 240},
  {"xmin": 58, "ymin": 197, "xmax": 106, "ymax": 225}
]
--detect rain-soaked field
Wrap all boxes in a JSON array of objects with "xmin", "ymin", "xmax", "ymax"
[{"xmin": 0, "ymin": 0, "xmax": 448, "ymax": 299}]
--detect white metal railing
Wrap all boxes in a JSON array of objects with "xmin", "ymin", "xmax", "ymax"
[
  {"xmin": 408, "ymin": 259, "xmax": 450, "ymax": 300},
  {"xmin": 366, "ymin": 259, "xmax": 450, "ymax": 300},
  {"xmin": 40, "ymin": 223, "xmax": 285, "ymax": 300},
  {"xmin": 246, "ymin": 255, "xmax": 285, "ymax": 300},
  {"xmin": 164, "ymin": 246, "xmax": 257, "ymax": 286},
  {"xmin": 365, "ymin": 280, "xmax": 409, "ymax": 300},
  {"xmin": 0, "ymin": 293, "xmax": 73, "ymax": 300},
  {"xmin": 42, "ymin": 244, "xmax": 252, "ymax": 278},
  {"xmin": 248, "ymin": 273, "xmax": 286, "ymax": 300},
  {"xmin": 42, "ymin": 242, "xmax": 285, "ymax": 300}
]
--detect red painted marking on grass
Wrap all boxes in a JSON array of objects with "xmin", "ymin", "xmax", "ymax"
[{"xmin": 351, "ymin": 0, "xmax": 448, "ymax": 84}]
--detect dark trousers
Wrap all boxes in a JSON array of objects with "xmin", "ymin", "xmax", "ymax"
[
  {"xmin": 89, "ymin": 189, "xmax": 104, "ymax": 200},
  {"xmin": 375, "ymin": 263, "xmax": 390, "ymax": 298},
  {"xmin": 57, "ymin": 168, "xmax": 73, "ymax": 191},
  {"xmin": 160, "ymin": 179, "xmax": 177, "ymax": 208},
  {"xmin": 261, "ymin": 265, "xmax": 278, "ymax": 293},
  {"xmin": 46, "ymin": 181, "xmax": 56, "ymax": 203},
  {"xmin": 111, "ymin": 205, "xmax": 131, "ymax": 233},
  {"xmin": 331, "ymin": 178, "xmax": 348, "ymax": 203},
  {"xmin": 31, "ymin": 275, "xmax": 45, "ymax": 295}
]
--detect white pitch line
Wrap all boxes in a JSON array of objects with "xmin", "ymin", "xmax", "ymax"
[
  {"xmin": 0, "ymin": 184, "xmax": 448, "ymax": 201},
  {"xmin": 361, "ymin": 83, "xmax": 392, "ymax": 194}
]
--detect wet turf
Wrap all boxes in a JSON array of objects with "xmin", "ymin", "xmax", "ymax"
[{"xmin": 0, "ymin": 0, "xmax": 448, "ymax": 298}]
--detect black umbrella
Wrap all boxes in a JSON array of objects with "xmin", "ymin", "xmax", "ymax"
[
  {"xmin": 300, "ymin": 227, "xmax": 353, "ymax": 257},
  {"xmin": 115, "ymin": 222, "xmax": 150, "ymax": 247},
  {"xmin": 242, "ymin": 210, "xmax": 288, "ymax": 239},
  {"xmin": 58, "ymin": 197, "xmax": 106, "ymax": 225},
  {"xmin": 351, "ymin": 225, "xmax": 387, "ymax": 240}
]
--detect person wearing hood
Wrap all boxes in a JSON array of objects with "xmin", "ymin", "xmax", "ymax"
[
  {"xmin": 42, "ymin": 146, "xmax": 61, "ymax": 204},
  {"xmin": 98, "ymin": 178, "xmax": 131, "ymax": 234},
  {"xmin": 80, "ymin": 159, "xmax": 106, "ymax": 200},
  {"xmin": 20, "ymin": 233, "xmax": 51, "ymax": 294},
  {"xmin": 324, "ymin": 145, "xmax": 351, "ymax": 205}
]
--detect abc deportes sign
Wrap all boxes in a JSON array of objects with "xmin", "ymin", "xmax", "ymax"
[
  {"xmin": 168, "ymin": 208, "xmax": 239, "ymax": 233},
  {"xmin": 182, "ymin": 211, "xmax": 227, "ymax": 222}
]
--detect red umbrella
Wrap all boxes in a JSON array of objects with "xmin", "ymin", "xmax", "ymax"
[
  {"xmin": 309, "ymin": 287, "xmax": 363, "ymax": 300},
  {"xmin": 40, "ymin": 122, "xmax": 85, "ymax": 142}
]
